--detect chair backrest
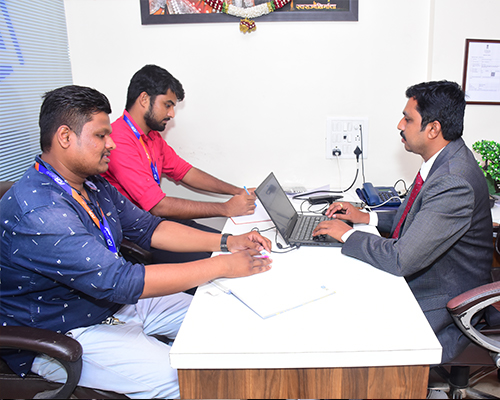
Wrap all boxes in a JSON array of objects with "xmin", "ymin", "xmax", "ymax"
[{"xmin": 0, "ymin": 181, "xmax": 15, "ymax": 199}]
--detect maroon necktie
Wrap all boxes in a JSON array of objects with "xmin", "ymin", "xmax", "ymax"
[{"xmin": 392, "ymin": 172, "xmax": 423, "ymax": 238}]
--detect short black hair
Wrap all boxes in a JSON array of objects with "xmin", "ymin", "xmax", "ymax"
[
  {"xmin": 125, "ymin": 64, "xmax": 185, "ymax": 111},
  {"xmin": 39, "ymin": 85, "xmax": 111, "ymax": 152},
  {"xmin": 405, "ymin": 80, "xmax": 466, "ymax": 141}
]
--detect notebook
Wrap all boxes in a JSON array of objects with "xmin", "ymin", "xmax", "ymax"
[
  {"xmin": 210, "ymin": 254, "xmax": 336, "ymax": 319},
  {"xmin": 255, "ymin": 172, "xmax": 343, "ymax": 247}
]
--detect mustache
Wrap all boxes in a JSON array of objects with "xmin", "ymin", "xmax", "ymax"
[{"xmin": 400, "ymin": 131, "xmax": 406, "ymax": 140}]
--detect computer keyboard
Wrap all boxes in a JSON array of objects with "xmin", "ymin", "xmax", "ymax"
[{"xmin": 294, "ymin": 215, "xmax": 330, "ymax": 241}]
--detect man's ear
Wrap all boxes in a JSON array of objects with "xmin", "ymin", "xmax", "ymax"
[
  {"xmin": 427, "ymin": 120, "xmax": 442, "ymax": 140},
  {"xmin": 55, "ymin": 125, "xmax": 73, "ymax": 149},
  {"xmin": 138, "ymin": 91, "xmax": 151, "ymax": 110}
]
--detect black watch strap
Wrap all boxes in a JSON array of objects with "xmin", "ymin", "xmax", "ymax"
[{"xmin": 220, "ymin": 233, "xmax": 232, "ymax": 252}]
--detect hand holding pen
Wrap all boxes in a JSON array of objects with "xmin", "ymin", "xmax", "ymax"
[
  {"xmin": 244, "ymin": 186, "xmax": 257, "ymax": 207},
  {"xmin": 254, "ymin": 249, "xmax": 270, "ymax": 259},
  {"xmin": 224, "ymin": 187, "xmax": 256, "ymax": 216}
]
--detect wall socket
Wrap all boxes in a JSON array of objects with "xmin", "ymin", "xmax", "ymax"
[{"xmin": 326, "ymin": 117, "xmax": 368, "ymax": 159}]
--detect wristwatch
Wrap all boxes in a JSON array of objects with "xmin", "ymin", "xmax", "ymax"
[{"xmin": 220, "ymin": 233, "xmax": 232, "ymax": 252}]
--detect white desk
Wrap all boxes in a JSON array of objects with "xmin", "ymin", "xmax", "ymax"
[{"xmin": 170, "ymin": 214, "xmax": 442, "ymax": 399}]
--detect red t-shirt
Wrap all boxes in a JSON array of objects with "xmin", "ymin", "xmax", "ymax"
[{"xmin": 102, "ymin": 110, "xmax": 192, "ymax": 211}]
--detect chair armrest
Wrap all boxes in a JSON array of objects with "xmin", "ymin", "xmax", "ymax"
[
  {"xmin": 120, "ymin": 239, "xmax": 153, "ymax": 264},
  {"xmin": 447, "ymin": 281, "xmax": 500, "ymax": 355},
  {"xmin": 0, "ymin": 326, "xmax": 82, "ymax": 399},
  {"xmin": 0, "ymin": 326, "xmax": 82, "ymax": 362}
]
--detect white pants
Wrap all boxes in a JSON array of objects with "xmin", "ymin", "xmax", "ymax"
[{"xmin": 32, "ymin": 293, "xmax": 192, "ymax": 399}]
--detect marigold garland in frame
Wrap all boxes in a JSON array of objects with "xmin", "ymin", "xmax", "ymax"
[{"xmin": 203, "ymin": 0, "xmax": 291, "ymax": 33}]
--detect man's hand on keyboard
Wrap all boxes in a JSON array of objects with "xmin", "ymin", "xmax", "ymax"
[
  {"xmin": 312, "ymin": 219, "xmax": 353, "ymax": 243},
  {"xmin": 324, "ymin": 202, "xmax": 369, "ymax": 224}
]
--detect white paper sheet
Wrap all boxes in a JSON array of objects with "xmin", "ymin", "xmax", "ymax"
[{"xmin": 211, "ymin": 252, "xmax": 335, "ymax": 319}]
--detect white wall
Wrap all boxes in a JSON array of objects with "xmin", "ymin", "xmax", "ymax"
[
  {"xmin": 430, "ymin": 0, "xmax": 500, "ymax": 157},
  {"xmin": 64, "ymin": 0, "xmax": 499, "ymax": 201}
]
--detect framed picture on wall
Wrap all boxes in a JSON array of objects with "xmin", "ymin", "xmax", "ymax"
[
  {"xmin": 140, "ymin": 0, "xmax": 358, "ymax": 25},
  {"xmin": 462, "ymin": 39, "xmax": 500, "ymax": 105}
]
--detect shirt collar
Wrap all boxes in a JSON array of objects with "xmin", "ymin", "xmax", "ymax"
[
  {"xmin": 35, "ymin": 155, "xmax": 64, "ymax": 179},
  {"xmin": 35, "ymin": 155, "xmax": 97, "ymax": 192},
  {"xmin": 420, "ymin": 147, "xmax": 445, "ymax": 181},
  {"xmin": 123, "ymin": 110, "xmax": 147, "ymax": 138}
]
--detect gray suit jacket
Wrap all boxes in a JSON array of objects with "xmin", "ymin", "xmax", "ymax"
[{"xmin": 343, "ymin": 138, "xmax": 493, "ymax": 362}]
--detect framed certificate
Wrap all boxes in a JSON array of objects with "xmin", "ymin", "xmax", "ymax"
[{"xmin": 462, "ymin": 39, "xmax": 500, "ymax": 105}]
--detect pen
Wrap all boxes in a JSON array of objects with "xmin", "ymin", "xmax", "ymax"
[{"xmin": 244, "ymin": 186, "xmax": 257, "ymax": 206}]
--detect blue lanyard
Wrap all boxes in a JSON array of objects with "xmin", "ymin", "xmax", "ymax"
[
  {"xmin": 35, "ymin": 162, "xmax": 118, "ymax": 254},
  {"xmin": 123, "ymin": 114, "xmax": 161, "ymax": 185}
]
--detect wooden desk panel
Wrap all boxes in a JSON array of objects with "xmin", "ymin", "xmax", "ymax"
[{"xmin": 178, "ymin": 365, "xmax": 429, "ymax": 399}]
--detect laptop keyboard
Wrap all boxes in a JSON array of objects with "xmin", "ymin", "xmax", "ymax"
[{"xmin": 293, "ymin": 215, "xmax": 330, "ymax": 241}]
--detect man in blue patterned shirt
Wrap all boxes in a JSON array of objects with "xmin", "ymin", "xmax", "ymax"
[{"xmin": 0, "ymin": 85, "xmax": 272, "ymax": 398}]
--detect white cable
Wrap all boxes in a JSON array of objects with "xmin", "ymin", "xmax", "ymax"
[
  {"xmin": 336, "ymin": 154, "xmax": 342, "ymax": 190},
  {"xmin": 364, "ymin": 195, "xmax": 402, "ymax": 211}
]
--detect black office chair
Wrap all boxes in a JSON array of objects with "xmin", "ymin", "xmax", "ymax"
[
  {"xmin": 0, "ymin": 181, "xmax": 155, "ymax": 399},
  {"xmin": 428, "ymin": 231, "xmax": 500, "ymax": 399}
]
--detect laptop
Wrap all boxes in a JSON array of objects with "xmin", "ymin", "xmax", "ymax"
[{"xmin": 255, "ymin": 172, "xmax": 343, "ymax": 247}]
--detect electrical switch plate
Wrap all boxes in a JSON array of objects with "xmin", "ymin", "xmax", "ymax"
[{"xmin": 326, "ymin": 117, "xmax": 368, "ymax": 159}]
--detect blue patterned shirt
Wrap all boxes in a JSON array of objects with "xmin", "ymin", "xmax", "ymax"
[{"xmin": 1, "ymin": 156, "xmax": 163, "ymax": 376}]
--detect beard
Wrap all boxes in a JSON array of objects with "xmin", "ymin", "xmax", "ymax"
[{"xmin": 144, "ymin": 104, "xmax": 168, "ymax": 132}]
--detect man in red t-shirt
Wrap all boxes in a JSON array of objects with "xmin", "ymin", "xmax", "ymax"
[
  {"xmin": 103, "ymin": 64, "xmax": 256, "ymax": 220},
  {"xmin": 103, "ymin": 65, "xmax": 257, "ymax": 271}
]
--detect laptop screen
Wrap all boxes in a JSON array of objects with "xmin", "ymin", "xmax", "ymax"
[{"xmin": 255, "ymin": 173, "xmax": 298, "ymax": 241}]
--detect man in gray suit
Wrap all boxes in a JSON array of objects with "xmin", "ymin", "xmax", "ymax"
[{"xmin": 313, "ymin": 80, "xmax": 493, "ymax": 363}]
